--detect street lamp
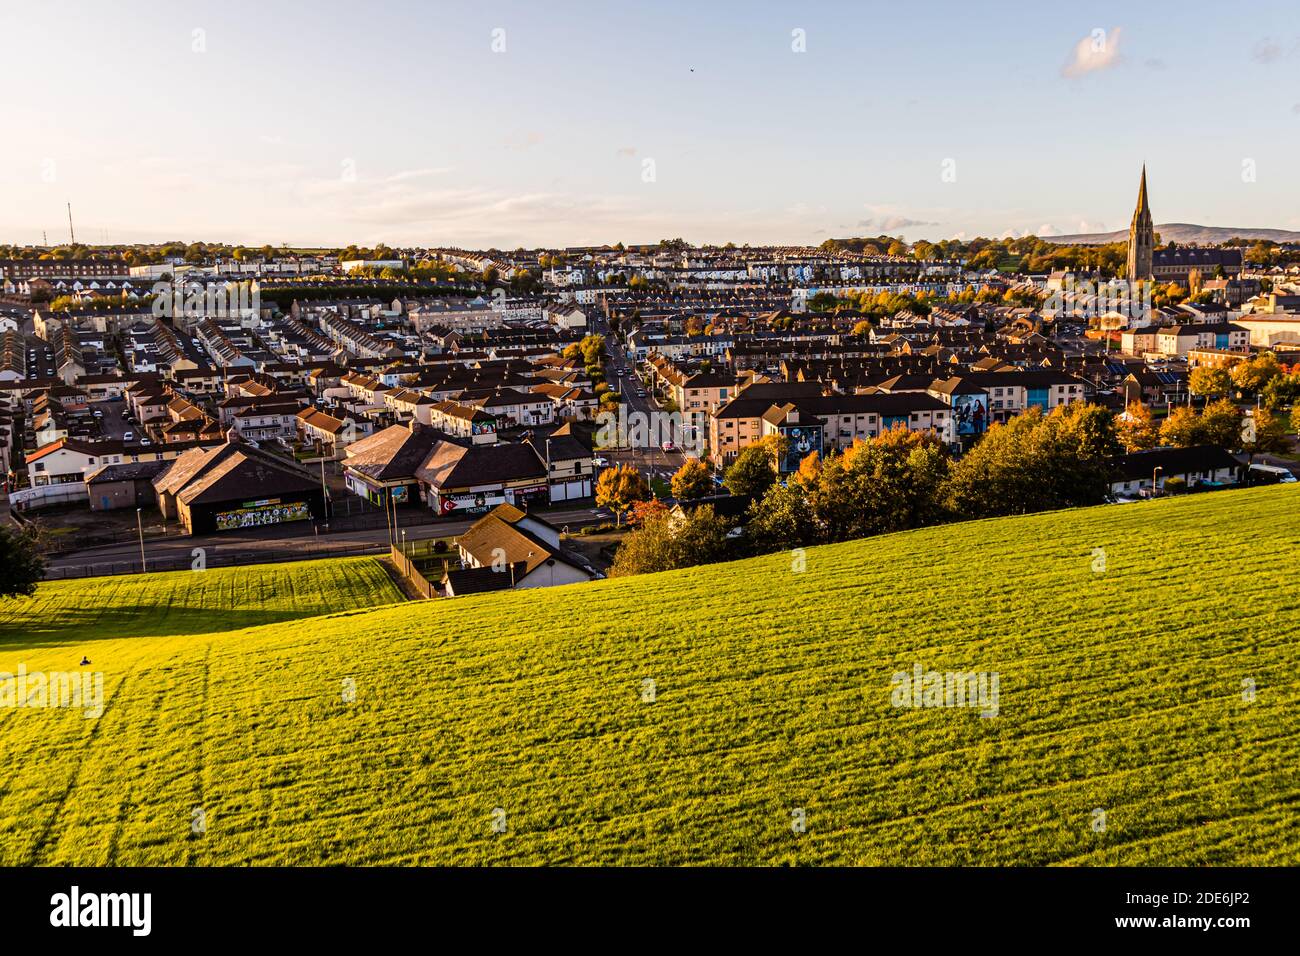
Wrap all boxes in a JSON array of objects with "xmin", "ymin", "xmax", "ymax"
[
  {"xmin": 136, "ymin": 507, "xmax": 146, "ymax": 572},
  {"xmin": 1152, "ymin": 466, "xmax": 1163, "ymax": 498},
  {"xmin": 401, "ymin": 529, "xmax": 407, "ymax": 558}
]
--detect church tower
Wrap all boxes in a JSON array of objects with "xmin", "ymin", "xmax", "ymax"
[{"xmin": 1126, "ymin": 165, "xmax": 1154, "ymax": 282}]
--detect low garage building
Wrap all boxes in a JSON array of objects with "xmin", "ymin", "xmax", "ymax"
[
  {"xmin": 154, "ymin": 435, "xmax": 326, "ymax": 534},
  {"xmin": 85, "ymin": 460, "xmax": 169, "ymax": 511}
]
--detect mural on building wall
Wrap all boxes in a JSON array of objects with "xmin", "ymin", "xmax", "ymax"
[
  {"xmin": 779, "ymin": 425, "xmax": 822, "ymax": 473},
  {"xmin": 952, "ymin": 393, "xmax": 989, "ymax": 435},
  {"xmin": 215, "ymin": 498, "xmax": 311, "ymax": 531}
]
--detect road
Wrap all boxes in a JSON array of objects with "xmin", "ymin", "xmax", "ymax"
[
  {"xmin": 596, "ymin": 319, "xmax": 688, "ymax": 483},
  {"xmin": 46, "ymin": 503, "xmax": 610, "ymax": 574}
]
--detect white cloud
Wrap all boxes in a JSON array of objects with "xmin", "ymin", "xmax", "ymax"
[
  {"xmin": 857, "ymin": 204, "xmax": 936, "ymax": 233},
  {"xmin": 1062, "ymin": 27, "xmax": 1123, "ymax": 78}
]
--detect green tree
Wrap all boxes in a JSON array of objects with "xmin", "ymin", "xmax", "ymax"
[
  {"xmin": 745, "ymin": 481, "xmax": 818, "ymax": 552},
  {"xmin": 1260, "ymin": 371, "xmax": 1300, "ymax": 411},
  {"xmin": 723, "ymin": 437, "xmax": 782, "ymax": 498},
  {"xmin": 0, "ymin": 525, "xmax": 46, "ymax": 599},
  {"xmin": 942, "ymin": 405, "xmax": 1114, "ymax": 518},
  {"xmin": 1244, "ymin": 407, "xmax": 1291, "ymax": 455},
  {"xmin": 609, "ymin": 505, "xmax": 731, "ymax": 577}
]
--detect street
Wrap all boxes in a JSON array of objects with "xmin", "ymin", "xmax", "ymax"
[
  {"xmin": 45, "ymin": 503, "xmax": 610, "ymax": 574},
  {"xmin": 597, "ymin": 320, "xmax": 688, "ymax": 484}
]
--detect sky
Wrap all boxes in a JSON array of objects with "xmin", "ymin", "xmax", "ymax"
[{"xmin": 2, "ymin": 0, "xmax": 1299, "ymax": 249}]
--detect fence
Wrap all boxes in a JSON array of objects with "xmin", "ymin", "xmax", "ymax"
[
  {"xmin": 45, "ymin": 541, "xmax": 386, "ymax": 580},
  {"xmin": 389, "ymin": 545, "xmax": 440, "ymax": 599}
]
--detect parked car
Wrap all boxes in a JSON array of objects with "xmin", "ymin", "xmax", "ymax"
[
  {"xmin": 123, "ymin": 431, "xmax": 135, "ymax": 441},
  {"xmin": 661, "ymin": 441, "xmax": 675, "ymax": 452},
  {"xmin": 592, "ymin": 456, "xmax": 608, "ymax": 467}
]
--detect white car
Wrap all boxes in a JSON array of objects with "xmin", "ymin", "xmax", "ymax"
[
  {"xmin": 592, "ymin": 456, "xmax": 609, "ymax": 467},
  {"xmin": 123, "ymin": 431, "xmax": 135, "ymax": 441},
  {"xmin": 661, "ymin": 441, "xmax": 675, "ymax": 452}
]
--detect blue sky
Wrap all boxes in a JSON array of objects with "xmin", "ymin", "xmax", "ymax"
[{"xmin": 1, "ymin": 0, "xmax": 1298, "ymax": 247}]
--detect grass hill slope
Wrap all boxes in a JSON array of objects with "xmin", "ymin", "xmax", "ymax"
[{"xmin": 0, "ymin": 489, "xmax": 1297, "ymax": 866}]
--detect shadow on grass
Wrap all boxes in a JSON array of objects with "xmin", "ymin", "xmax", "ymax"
[{"xmin": 0, "ymin": 605, "xmax": 321, "ymax": 650}]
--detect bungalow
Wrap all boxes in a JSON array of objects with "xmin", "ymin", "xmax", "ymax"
[
  {"xmin": 1109, "ymin": 445, "xmax": 1243, "ymax": 497},
  {"xmin": 448, "ymin": 503, "xmax": 600, "ymax": 592}
]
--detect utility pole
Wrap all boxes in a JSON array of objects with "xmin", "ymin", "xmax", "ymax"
[
  {"xmin": 136, "ymin": 507, "xmax": 147, "ymax": 572},
  {"xmin": 319, "ymin": 457, "xmax": 329, "ymax": 521}
]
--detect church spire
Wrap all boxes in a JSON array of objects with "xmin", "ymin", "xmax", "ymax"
[
  {"xmin": 1127, "ymin": 165, "xmax": 1154, "ymax": 282},
  {"xmin": 1134, "ymin": 164, "xmax": 1150, "ymax": 221}
]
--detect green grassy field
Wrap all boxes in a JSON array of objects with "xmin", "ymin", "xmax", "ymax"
[{"xmin": 0, "ymin": 489, "xmax": 1296, "ymax": 865}]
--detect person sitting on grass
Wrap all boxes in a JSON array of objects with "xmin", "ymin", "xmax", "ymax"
[{"xmin": 79, "ymin": 656, "xmax": 91, "ymax": 666}]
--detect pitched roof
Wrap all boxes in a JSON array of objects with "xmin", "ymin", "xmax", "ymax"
[
  {"xmin": 416, "ymin": 440, "xmax": 545, "ymax": 489},
  {"xmin": 344, "ymin": 423, "xmax": 444, "ymax": 481},
  {"xmin": 154, "ymin": 439, "xmax": 319, "ymax": 505}
]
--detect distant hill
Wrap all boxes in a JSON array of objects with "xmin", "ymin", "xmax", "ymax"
[{"xmin": 1049, "ymin": 223, "xmax": 1300, "ymax": 246}]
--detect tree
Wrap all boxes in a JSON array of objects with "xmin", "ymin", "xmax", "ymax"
[
  {"xmin": 1260, "ymin": 371, "xmax": 1300, "ymax": 411},
  {"xmin": 628, "ymin": 498, "xmax": 669, "ymax": 527},
  {"xmin": 1243, "ymin": 407, "xmax": 1291, "ymax": 455},
  {"xmin": 1199, "ymin": 398, "xmax": 1244, "ymax": 448},
  {"xmin": 942, "ymin": 405, "xmax": 1114, "ymax": 519},
  {"xmin": 1230, "ymin": 352, "xmax": 1281, "ymax": 395},
  {"xmin": 579, "ymin": 333, "xmax": 605, "ymax": 368},
  {"xmin": 608, "ymin": 505, "xmax": 731, "ymax": 577},
  {"xmin": 595, "ymin": 464, "xmax": 649, "ymax": 525},
  {"xmin": 608, "ymin": 512, "xmax": 678, "ymax": 576},
  {"xmin": 1159, "ymin": 406, "xmax": 1205, "ymax": 447},
  {"xmin": 1189, "ymin": 366, "xmax": 1230, "ymax": 399},
  {"xmin": 670, "ymin": 458, "xmax": 712, "ymax": 501},
  {"xmin": 1117, "ymin": 402, "xmax": 1158, "ymax": 452},
  {"xmin": 1162, "ymin": 476, "xmax": 1188, "ymax": 495},
  {"xmin": 723, "ymin": 437, "xmax": 782, "ymax": 498},
  {"xmin": 0, "ymin": 525, "xmax": 46, "ymax": 599},
  {"xmin": 745, "ymin": 481, "xmax": 817, "ymax": 553}
]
